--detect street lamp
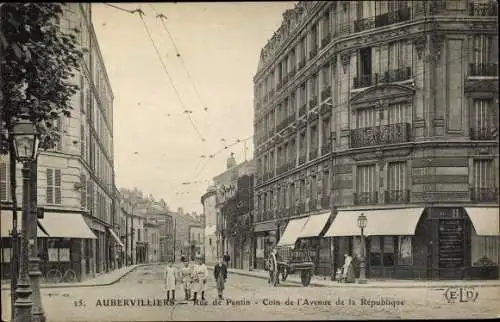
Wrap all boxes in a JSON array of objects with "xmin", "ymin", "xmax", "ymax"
[
  {"xmin": 357, "ymin": 212, "xmax": 367, "ymax": 284},
  {"xmin": 12, "ymin": 119, "xmax": 44, "ymax": 322}
]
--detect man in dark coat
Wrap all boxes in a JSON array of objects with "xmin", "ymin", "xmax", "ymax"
[
  {"xmin": 213, "ymin": 257, "xmax": 228, "ymax": 299},
  {"xmin": 223, "ymin": 252, "xmax": 230, "ymax": 268}
]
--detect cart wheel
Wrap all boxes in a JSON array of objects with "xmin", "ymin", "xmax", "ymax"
[
  {"xmin": 281, "ymin": 267, "xmax": 288, "ymax": 281},
  {"xmin": 46, "ymin": 269, "xmax": 63, "ymax": 283},
  {"xmin": 300, "ymin": 270, "xmax": 312, "ymax": 287}
]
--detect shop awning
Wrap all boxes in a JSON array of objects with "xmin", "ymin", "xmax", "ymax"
[
  {"xmin": 107, "ymin": 228, "xmax": 124, "ymax": 247},
  {"xmin": 277, "ymin": 217, "xmax": 309, "ymax": 247},
  {"xmin": 0, "ymin": 210, "xmax": 49, "ymax": 237},
  {"xmin": 39, "ymin": 212, "xmax": 97, "ymax": 239},
  {"xmin": 299, "ymin": 211, "xmax": 332, "ymax": 238},
  {"xmin": 465, "ymin": 207, "xmax": 500, "ymax": 236},
  {"xmin": 324, "ymin": 208, "xmax": 425, "ymax": 237},
  {"xmin": 254, "ymin": 221, "xmax": 277, "ymax": 233}
]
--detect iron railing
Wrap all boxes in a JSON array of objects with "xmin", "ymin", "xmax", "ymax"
[
  {"xmin": 353, "ymin": 74, "xmax": 378, "ymax": 88},
  {"xmin": 354, "ymin": 7, "xmax": 411, "ymax": 32},
  {"xmin": 470, "ymin": 127, "xmax": 497, "ymax": 140},
  {"xmin": 380, "ymin": 67, "xmax": 412, "ymax": 83},
  {"xmin": 335, "ymin": 24, "xmax": 351, "ymax": 37},
  {"xmin": 470, "ymin": 188, "xmax": 498, "ymax": 203},
  {"xmin": 468, "ymin": 63, "xmax": 498, "ymax": 77},
  {"xmin": 299, "ymin": 155, "xmax": 306, "ymax": 165},
  {"xmin": 469, "ymin": 2, "xmax": 498, "ymax": 16},
  {"xmin": 309, "ymin": 47, "xmax": 318, "ymax": 59},
  {"xmin": 354, "ymin": 192, "xmax": 378, "ymax": 205},
  {"xmin": 384, "ymin": 190, "xmax": 410, "ymax": 204},
  {"xmin": 350, "ymin": 123, "xmax": 412, "ymax": 148}
]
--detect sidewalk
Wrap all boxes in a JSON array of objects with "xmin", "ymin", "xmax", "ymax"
[
  {"xmin": 1, "ymin": 264, "xmax": 151, "ymax": 290},
  {"xmin": 212, "ymin": 267, "xmax": 500, "ymax": 289}
]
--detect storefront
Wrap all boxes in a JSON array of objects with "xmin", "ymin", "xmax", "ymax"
[
  {"xmin": 323, "ymin": 207, "xmax": 500, "ymax": 280},
  {"xmin": 107, "ymin": 227, "xmax": 124, "ymax": 270},
  {"xmin": 253, "ymin": 221, "xmax": 277, "ymax": 269}
]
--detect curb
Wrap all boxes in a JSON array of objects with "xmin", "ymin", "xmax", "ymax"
[
  {"xmin": 1, "ymin": 264, "xmax": 152, "ymax": 290},
  {"xmin": 213, "ymin": 268, "xmax": 500, "ymax": 289}
]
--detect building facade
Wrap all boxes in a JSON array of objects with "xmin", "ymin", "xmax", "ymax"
[
  {"xmin": 188, "ymin": 226, "xmax": 204, "ymax": 260},
  {"xmin": 169, "ymin": 208, "xmax": 203, "ymax": 262},
  {"xmin": 201, "ymin": 186, "xmax": 217, "ymax": 264},
  {"xmin": 213, "ymin": 155, "xmax": 255, "ymax": 268},
  {"xmin": 144, "ymin": 218, "xmax": 160, "ymax": 263},
  {"xmin": 253, "ymin": 1, "xmax": 499, "ymax": 279},
  {"xmin": 1, "ymin": 3, "xmax": 120, "ymax": 281}
]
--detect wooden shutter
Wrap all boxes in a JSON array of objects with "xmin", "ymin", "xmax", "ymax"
[
  {"xmin": 0, "ymin": 162, "xmax": 8, "ymax": 201},
  {"xmin": 54, "ymin": 169, "xmax": 62, "ymax": 204},
  {"xmin": 46, "ymin": 168, "xmax": 54, "ymax": 204},
  {"xmin": 81, "ymin": 174, "xmax": 87, "ymax": 210}
]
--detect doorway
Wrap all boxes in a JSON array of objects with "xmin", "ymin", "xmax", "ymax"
[{"xmin": 438, "ymin": 219, "xmax": 466, "ymax": 279}]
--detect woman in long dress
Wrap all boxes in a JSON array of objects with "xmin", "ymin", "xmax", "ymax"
[
  {"xmin": 342, "ymin": 253, "xmax": 355, "ymax": 283},
  {"xmin": 213, "ymin": 257, "xmax": 227, "ymax": 299},
  {"xmin": 164, "ymin": 261, "xmax": 177, "ymax": 304}
]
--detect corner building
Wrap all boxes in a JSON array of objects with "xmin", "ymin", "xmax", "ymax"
[{"xmin": 253, "ymin": 1, "xmax": 499, "ymax": 279}]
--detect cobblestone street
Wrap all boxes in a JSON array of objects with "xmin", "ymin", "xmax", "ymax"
[{"xmin": 1, "ymin": 265, "xmax": 499, "ymax": 321}]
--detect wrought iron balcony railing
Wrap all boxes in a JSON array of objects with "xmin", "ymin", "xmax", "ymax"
[
  {"xmin": 354, "ymin": 16, "xmax": 375, "ymax": 33},
  {"xmin": 321, "ymin": 87, "xmax": 331, "ymax": 101},
  {"xmin": 297, "ymin": 202, "xmax": 305, "ymax": 214},
  {"xmin": 321, "ymin": 33, "xmax": 331, "ymax": 48},
  {"xmin": 355, "ymin": 7, "xmax": 411, "ymax": 33},
  {"xmin": 353, "ymin": 74, "xmax": 378, "ymax": 89},
  {"xmin": 380, "ymin": 67, "xmax": 412, "ymax": 83},
  {"xmin": 287, "ymin": 162, "xmax": 295, "ymax": 171},
  {"xmin": 299, "ymin": 58, "xmax": 306, "ymax": 69},
  {"xmin": 468, "ymin": 63, "xmax": 498, "ymax": 77},
  {"xmin": 335, "ymin": 24, "xmax": 351, "ymax": 36},
  {"xmin": 470, "ymin": 127, "xmax": 497, "ymax": 140},
  {"xmin": 321, "ymin": 196, "xmax": 330, "ymax": 209},
  {"xmin": 321, "ymin": 143, "xmax": 331, "ymax": 155},
  {"xmin": 469, "ymin": 2, "xmax": 498, "ymax": 16},
  {"xmin": 299, "ymin": 104, "xmax": 307, "ymax": 117},
  {"xmin": 309, "ymin": 96, "xmax": 318, "ymax": 108},
  {"xmin": 354, "ymin": 192, "xmax": 378, "ymax": 205},
  {"xmin": 309, "ymin": 148, "xmax": 318, "ymax": 161},
  {"xmin": 350, "ymin": 123, "xmax": 411, "ymax": 148},
  {"xmin": 384, "ymin": 190, "xmax": 410, "ymax": 204},
  {"xmin": 298, "ymin": 155, "xmax": 306, "ymax": 165},
  {"xmin": 309, "ymin": 47, "xmax": 318, "ymax": 59},
  {"xmin": 470, "ymin": 187, "xmax": 498, "ymax": 203}
]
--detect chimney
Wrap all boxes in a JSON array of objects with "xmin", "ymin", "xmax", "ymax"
[{"xmin": 226, "ymin": 152, "xmax": 236, "ymax": 170}]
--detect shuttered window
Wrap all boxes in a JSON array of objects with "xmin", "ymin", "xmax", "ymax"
[
  {"xmin": 471, "ymin": 99, "xmax": 493, "ymax": 130},
  {"xmin": 46, "ymin": 168, "xmax": 62, "ymax": 205},
  {"xmin": 80, "ymin": 174, "xmax": 87, "ymax": 210},
  {"xmin": 0, "ymin": 162, "xmax": 8, "ymax": 201},
  {"xmin": 357, "ymin": 164, "xmax": 377, "ymax": 193},
  {"xmin": 388, "ymin": 162, "xmax": 407, "ymax": 191},
  {"xmin": 472, "ymin": 159, "xmax": 494, "ymax": 188}
]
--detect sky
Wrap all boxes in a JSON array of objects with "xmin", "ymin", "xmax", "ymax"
[{"xmin": 91, "ymin": 2, "xmax": 296, "ymax": 214}]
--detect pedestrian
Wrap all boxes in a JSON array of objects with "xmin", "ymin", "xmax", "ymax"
[
  {"xmin": 180, "ymin": 261, "xmax": 192, "ymax": 301},
  {"xmin": 191, "ymin": 260, "xmax": 202, "ymax": 302},
  {"xmin": 213, "ymin": 257, "xmax": 227, "ymax": 300},
  {"xmin": 342, "ymin": 253, "xmax": 355, "ymax": 283},
  {"xmin": 163, "ymin": 261, "xmax": 178, "ymax": 304},
  {"xmin": 267, "ymin": 248, "xmax": 279, "ymax": 285},
  {"xmin": 223, "ymin": 252, "xmax": 230, "ymax": 268},
  {"xmin": 197, "ymin": 258, "xmax": 209, "ymax": 301}
]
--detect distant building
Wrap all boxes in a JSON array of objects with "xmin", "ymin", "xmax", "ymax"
[
  {"xmin": 169, "ymin": 208, "xmax": 203, "ymax": 262},
  {"xmin": 201, "ymin": 186, "xmax": 217, "ymax": 264},
  {"xmin": 144, "ymin": 218, "xmax": 160, "ymax": 263},
  {"xmin": 189, "ymin": 226, "xmax": 204, "ymax": 260}
]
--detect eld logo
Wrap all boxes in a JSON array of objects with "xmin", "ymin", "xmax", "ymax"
[{"xmin": 444, "ymin": 287, "xmax": 478, "ymax": 303}]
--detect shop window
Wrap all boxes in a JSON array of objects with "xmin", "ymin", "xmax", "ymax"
[
  {"xmin": 383, "ymin": 236, "xmax": 395, "ymax": 266},
  {"xmin": 369, "ymin": 237, "xmax": 382, "ymax": 266},
  {"xmin": 398, "ymin": 236, "xmax": 413, "ymax": 265},
  {"xmin": 369, "ymin": 236, "xmax": 396, "ymax": 267}
]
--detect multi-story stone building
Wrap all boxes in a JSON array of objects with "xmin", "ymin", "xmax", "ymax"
[
  {"xmin": 213, "ymin": 154, "xmax": 255, "ymax": 268},
  {"xmin": 1, "ymin": 3, "xmax": 119, "ymax": 281},
  {"xmin": 144, "ymin": 218, "xmax": 160, "ymax": 263},
  {"xmin": 253, "ymin": 1, "xmax": 498, "ymax": 279},
  {"xmin": 201, "ymin": 186, "xmax": 217, "ymax": 264}
]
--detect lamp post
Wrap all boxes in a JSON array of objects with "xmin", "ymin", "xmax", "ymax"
[
  {"xmin": 12, "ymin": 119, "xmax": 44, "ymax": 322},
  {"xmin": 357, "ymin": 212, "xmax": 367, "ymax": 284}
]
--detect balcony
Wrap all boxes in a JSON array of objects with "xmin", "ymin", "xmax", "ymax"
[
  {"xmin": 353, "ymin": 74, "xmax": 378, "ymax": 89},
  {"xmin": 321, "ymin": 87, "xmax": 331, "ymax": 101},
  {"xmin": 309, "ymin": 148, "xmax": 318, "ymax": 161},
  {"xmin": 354, "ymin": 16, "xmax": 375, "ymax": 33},
  {"xmin": 350, "ymin": 123, "xmax": 411, "ymax": 148},
  {"xmin": 298, "ymin": 58, "xmax": 306, "ymax": 69},
  {"xmin": 355, "ymin": 8, "xmax": 411, "ymax": 33},
  {"xmin": 299, "ymin": 104, "xmax": 307, "ymax": 117},
  {"xmin": 298, "ymin": 155, "xmax": 306, "ymax": 165},
  {"xmin": 470, "ymin": 127, "xmax": 497, "ymax": 140},
  {"xmin": 469, "ymin": 2, "xmax": 498, "ymax": 16},
  {"xmin": 309, "ymin": 96, "xmax": 318, "ymax": 108},
  {"xmin": 287, "ymin": 162, "xmax": 295, "ymax": 171},
  {"xmin": 335, "ymin": 23, "xmax": 351, "ymax": 37},
  {"xmin": 309, "ymin": 47, "xmax": 318, "ymax": 59},
  {"xmin": 384, "ymin": 190, "xmax": 410, "ymax": 204},
  {"xmin": 354, "ymin": 192, "xmax": 378, "ymax": 205},
  {"xmin": 321, "ymin": 143, "xmax": 331, "ymax": 155},
  {"xmin": 470, "ymin": 187, "xmax": 498, "ymax": 203},
  {"xmin": 297, "ymin": 202, "xmax": 305, "ymax": 214},
  {"xmin": 256, "ymin": 176, "xmax": 263, "ymax": 185},
  {"xmin": 380, "ymin": 67, "xmax": 412, "ymax": 83},
  {"xmin": 321, "ymin": 33, "xmax": 331, "ymax": 48},
  {"xmin": 468, "ymin": 63, "xmax": 498, "ymax": 77}
]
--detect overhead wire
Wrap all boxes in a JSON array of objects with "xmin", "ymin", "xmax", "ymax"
[
  {"xmin": 135, "ymin": 7, "xmax": 206, "ymax": 142},
  {"xmin": 149, "ymin": 4, "xmax": 209, "ymax": 113}
]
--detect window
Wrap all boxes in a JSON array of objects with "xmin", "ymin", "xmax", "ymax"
[
  {"xmin": 87, "ymin": 179, "xmax": 93, "ymax": 213},
  {"xmin": 299, "ymin": 132, "xmax": 306, "ymax": 156},
  {"xmin": 299, "ymin": 179, "xmax": 305, "ymax": 201},
  {"xmin": 323, "ymin": 170, "xmax": 330, "ymax": 196},
  {"xmin": 357, "ymin": 107, "xmax": 378, "ymax": 129},
  {"xmin": 369, "ymin": 236, "xmax": 395, "ymax": 267},
  {"xmin": 310, "ymin": 24, "xmax": 318, "ymax": 52},
  {"xmin": 322, "ymin": 117, "xmax": 331, "ymax": 146},
  {"xmin": 0, "ymin": 162, "xmax": 8, "ymax": 202},
  {"xmin": 358, "ymin": 47, "xmax": 372, "ymax": 76},
  {"xmin": 473, "ymin": 35, "xmax": 495, "ymax": 65},
  {"xmin": 387, "ymin": 102, "xmax": 410, "ymax": 125},
  {"xmin": 472, "ymin": 159, "xmax": 494, "ymax": 188},
  {"xmin": 80, "ymin": 174, "xmax": 87, "ymax": 210},
  {"xmin": 51, "ymin": 117, "xmax": 63, "ymax": 152},
  {"xmin": 471, "ymin": 99, "xmax": 493, "ymax": 131},
  {"xmin": 300, "ymin": 83, "xmax": 307, "ymax": 106},
  {"xmin": 321, "ymin": 64, "xmax": 331, "ymax": 88},
  {"xmin": 356, "ymin": 164, "xmax": 377, "ymax": 204},
  {"xmin": 322, "ymin": 11, "xmax": 330, "ymax": 37},
  {"xmin": 310, "ymin": 175, "xmax": 317, "ymax": 203},
  {"xmin": 310, "ymin": 125, "xmax": 318, "ymax": 152},
  {"xmin": 46, "ymin": 168, "xmax": 62, "ymax": 205},
  {"xmin": 398, "ymin": 236, "xmax": 412, "ymax": 265},
  {"xmin": 388, "ymin": 41, "xmax": 405, "ymax": 70},
  {"xmin": 387, "ymin": 162, "xmax": 407, "ymax": 203},
  {"xmin": 209, "ymin": 238, "xmax": 212, "ymax": 246}
]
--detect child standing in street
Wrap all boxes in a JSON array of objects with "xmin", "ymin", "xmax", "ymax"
[
  {"xmin": 163, "ymin": 261, "xmax": 177, "ymax": 304},
  {"xmin": 180, "ymin": 261, "xmax": 192, "ymax": 301}
]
